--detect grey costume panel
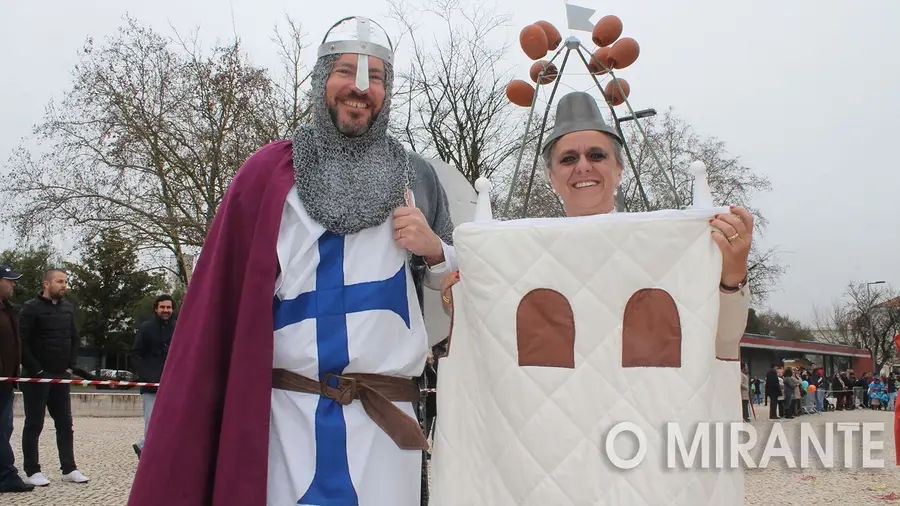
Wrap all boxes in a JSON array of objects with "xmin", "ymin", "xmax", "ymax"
[{"xmin": 408, "ymin": 150, "xmax": 455, "ymax": 247}]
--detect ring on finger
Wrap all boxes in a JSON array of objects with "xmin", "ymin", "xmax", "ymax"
[
  {"xmin": 442, "ymin": 295, "xmax": 451, "ymax": 303},
  {"xmin": 728, "ymin": 233, "xmax": 739, "ymax": 242}
]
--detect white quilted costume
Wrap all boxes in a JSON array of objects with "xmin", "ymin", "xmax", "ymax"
[{"xmin": 429, "ymin": 93, "xmax": 749, "ymax": 505}]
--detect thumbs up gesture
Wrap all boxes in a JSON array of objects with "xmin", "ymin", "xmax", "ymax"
[{"xmin": 393, "ymin": 189, "xmax": 444, "ymax": 264}]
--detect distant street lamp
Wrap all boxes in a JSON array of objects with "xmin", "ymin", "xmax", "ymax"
[
  {"xmin": 617, "ymin": 108, "xmax": 657, "ymax": 123},
  {"xmin": 867, "ymin": 280, "xmax": 886, "ymax": 341}
]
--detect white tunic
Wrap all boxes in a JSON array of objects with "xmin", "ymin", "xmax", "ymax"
[{"xmin": 267, "ymin": 185, "xmax": 430, "ymax": 506}]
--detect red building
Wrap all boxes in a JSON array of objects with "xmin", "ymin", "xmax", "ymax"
[{"xmin": 740, "ymin": 333, "xmax": 873, "ymax": 378}]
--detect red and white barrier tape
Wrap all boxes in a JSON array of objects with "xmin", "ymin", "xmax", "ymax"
[
  {"xmin": 0, "ymin": 377, "xmax": 438, "ymax": 392},
  {"xmin": 0, "ymin": 377, "xmax": 159, "ymax": 387}
]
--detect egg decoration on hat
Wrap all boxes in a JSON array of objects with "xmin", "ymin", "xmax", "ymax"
[
  {"xmin": 588, "ymin": 47, "xmax": 613, "ymax": 75},
  {"xmin": 592, "ymin": 15, "xmax": 623, "ymax": 47},
  {"xmin": 534, "ymin": 21, "xmax": 562, "ymax": 50},
  {"xmin": 529, "ymin": 60, "xmax": 558, "ymax": 84},
  {"xmin": 609, "ymin": 37, "xmax": 640, "ymax": 69},
  {"xmin": 604, "ymin": 78, "xmax": 630, "ymax": 106},
  {"xmin": 506, "ymin": 79, "xmax": 536, "ymax": 107},
  {"xmin": 520, "ymin": 24, "xmax": 549, "ymax": 60}
]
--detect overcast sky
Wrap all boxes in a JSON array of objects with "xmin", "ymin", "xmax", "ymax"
[{"xmin": 1, "ymin": 0, "xmax": 898, "ymax": 325}]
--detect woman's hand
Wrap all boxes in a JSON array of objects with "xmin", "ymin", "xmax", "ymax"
[
  {"xmin": 441, "ymin": 270, "xmax": 460, "ymax": 313},
  {"xmin": 710, "ymin": 206, "xmax": 754, "ymax": 289}
]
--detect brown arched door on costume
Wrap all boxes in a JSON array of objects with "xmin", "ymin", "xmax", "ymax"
[
  {"xmin": 622, "ymin": 288, "xmax": 682, "ymax": 368},
  {"xmin": 516, "ymin": 288, "xmax": 576, "ymax": 368}
]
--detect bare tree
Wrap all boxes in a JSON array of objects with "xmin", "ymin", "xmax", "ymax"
[
  {"xmin": 814, "ymin": 282, "xmax": 900, "ymax": 372},
  {"xmin": 387, "ymin": 0, "xmax": 533, "ymax": 188},
  {"xmin": 1, "ymin": 15, "xmax": 311, "ymax": 284},
  {"xmin": 620, "ymin": 108, "xmax": 771, "ymax": 217},
  {"xmin": 623, "ymin": 109, "xmax": 780, "ymax": 303},
  {"xmin": 256, "ymin": 16, "xmax": 314, "ymax": 140},
  {"xmin": 751, "ymin": 310, "xmax": 816, "ymax": 341},
  {"xmin": 494, "ymin": 150, "xmax": 564, "ymax": 219}
]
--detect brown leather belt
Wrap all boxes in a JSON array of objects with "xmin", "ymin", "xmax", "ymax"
[{"xmin": 271, "ymin": 368, "xmax": 429, "ymax": 451}]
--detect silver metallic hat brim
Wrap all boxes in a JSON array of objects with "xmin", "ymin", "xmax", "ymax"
[
  {"xmin": 541, "ymin": 121, "xmax": 622, "ymax": 154},
  {"xmin": 317, "ymin": 40, "xmax": 394, "ymax": 64}
]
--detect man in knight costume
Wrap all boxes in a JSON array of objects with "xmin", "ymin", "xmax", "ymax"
[{"xmin": 127, "ymin": 16, "xmax": 456, "ymax": 506}]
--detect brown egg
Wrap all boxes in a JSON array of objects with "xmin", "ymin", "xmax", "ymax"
[
  {"xmin": 592, "ymin": 15, "xmax": 623, "ymax": 47},
  {"xmin": 529, "ymin": 60, "xmax": 558, "ymax": 84},
  {"xmin": 588, "ymin": 47, "xmax": 613, "ymax": 75},
  {"xmin": 520, "ymin": 24, "xmax": 549, "ymax": 60},
  {"xmin": 535, "ymin": 20, "xmax": 562, "ymax": 50},
  {"xmin": 604, "ymin": 78, "xmax": 630, "ymax": 106},
  {"xmin": 507, "ymin": 79, "xmax": 536, "ymax": 107},
  {"xmin": 609, "ymin": 37, "xmax": 639, "ymax": 69}
]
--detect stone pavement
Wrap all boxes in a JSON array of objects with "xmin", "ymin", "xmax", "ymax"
[
  {"xmin": 5, "ymin": 416, "xmax": 141, "ymax": 506},
  {"xmin": 2, "ymin": 408, "xmax": 899, "ymax": 505},
  {"xmin": 743, "ymin": 404, "xmax": 900, "ymax": 505}
]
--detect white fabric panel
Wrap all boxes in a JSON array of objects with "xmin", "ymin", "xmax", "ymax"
[{"xmin": 430, "ymin": 207, "xmax": 744, "ymax": 506}]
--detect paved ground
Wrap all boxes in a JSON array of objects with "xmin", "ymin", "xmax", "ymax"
[
  {"xmin": 743, "ymin": 402, "xmax": 900, "ymax": 505},
  {"xmin": 2, "ymin": 405, "xmax": 899, "ymax": 505},
  {"xmin": 5, "ymin": 416, "xmax": 142, "ymax": 506}
]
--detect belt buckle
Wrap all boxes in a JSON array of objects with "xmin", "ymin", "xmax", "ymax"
[{"xmin": 322, "ymin": 373, "xmax": 358, "ymax": 405}]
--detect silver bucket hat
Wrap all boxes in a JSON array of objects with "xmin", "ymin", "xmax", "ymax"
[{"xmin": 541, "ymin": 91, "xmax": 622, "ymax": 154}]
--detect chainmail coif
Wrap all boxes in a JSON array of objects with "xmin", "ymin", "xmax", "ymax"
[{"xmin": 292, "ymin": 53, "xmax": 415, "ymax": 236}]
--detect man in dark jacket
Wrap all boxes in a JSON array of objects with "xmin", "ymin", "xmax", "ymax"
[
  {"xmin": 129, "ymin": 294, "xmax": 175, "ymax": 458},
  {"xmin": 765, "ymin": 364, "xmax": 782, "ymax": 419},
  {"xmin": 18, "ymin": 269, "xmax": 89, "ymax": 486},
  {"xmin": 0, "ymin": 265, "xmax": 34, "ymax": 494}
]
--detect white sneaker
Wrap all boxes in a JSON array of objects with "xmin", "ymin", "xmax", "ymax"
[
  {"xmin": 24, "ymin": 472, "xmax": 50, "ymax": 486},
  {"xmin": 61, "ymin": 470, "xmax": 90, "ymax": 483}
]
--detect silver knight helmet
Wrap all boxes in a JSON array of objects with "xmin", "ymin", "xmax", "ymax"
[
  {"xmin": 291, "ymin": 15, "xmax": 415, "ymax": 236},
  {"xmin": 318, "ymin": 16, "xmax": 395, "ymax": 93}
]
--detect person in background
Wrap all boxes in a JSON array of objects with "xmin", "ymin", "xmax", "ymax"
[
  {"xmin": 777, "ymin": 367, "xmax": 785, "ymax": 417},
  {"xmin": 740, "ymin": 363, "xmax": 751, "ymax": 422},
  {"xmin": 888, "ymin": 374, "xmax": 897, "ymax": 410},
  {"xmin": 832, "ymin": 372, "xmax": 847, "ymax": 410},
  {"xmin": 129, "ymin": 294, "xmax": 176, "ymax": 458},
  {"xmin": 765, "ymin": 365, "xmax": 782, "ymax": 419},
  {"xmin": 0, "ymin": 265, "xmax": 34, "ymax": 494},
  {"xmin": 814, "ymin": 368, "xmax": 826, "ymax": 413},
  {"xmin": 857, "ymin": 373, "xmax": 870, "ymax": 408},
  {"xmin": 782, "ymin": 367, "xmax": 797, "ymax": 419},
  {"xmin": 18, "ymin": 269, "xmax": 90, "ymax": 486}
]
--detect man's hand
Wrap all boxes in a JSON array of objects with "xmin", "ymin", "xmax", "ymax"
[{"xmin": 393, "ymin": 206, "xmax": 444, "ymax": 264}]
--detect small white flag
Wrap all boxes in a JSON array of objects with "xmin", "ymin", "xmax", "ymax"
[{"xmin": 565, "ymin": 3, "xmax": 596, "ymax": 32}]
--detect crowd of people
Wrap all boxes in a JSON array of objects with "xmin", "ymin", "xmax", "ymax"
[
  {"xmin": 746, "ymin": 363, "xmax": 898, "ymax": 420},
  {"xmin": 0, "ymin": 265, "xmax": 175, "ymax": 496}
]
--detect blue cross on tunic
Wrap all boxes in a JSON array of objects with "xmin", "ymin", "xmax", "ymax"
[{"xmin": 273, "ymin": 231, "xmax": 411, "ymax": 505}]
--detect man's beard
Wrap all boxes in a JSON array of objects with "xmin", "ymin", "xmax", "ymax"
[{"xmin": 328, "ymin": 103, "xmax": 378, "ymax": 137}]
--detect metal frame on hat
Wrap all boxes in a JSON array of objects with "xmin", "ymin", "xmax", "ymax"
[{"xmin": 317, "ymin": 16, "xmax": 395, "ymax": 92}]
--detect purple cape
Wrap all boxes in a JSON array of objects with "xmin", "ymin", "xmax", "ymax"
[{"xmin": 128, "ymin": 140, "xmax": 295, "ymax": 505}]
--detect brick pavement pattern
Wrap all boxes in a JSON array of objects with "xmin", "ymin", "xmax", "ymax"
[
  {"xmin": 2, "ymin": 408, "xmax": 899, "ymax": 505},
  {"xmin": 6, "ymin": 416, "xmax": 141, "ymax": 506}
]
